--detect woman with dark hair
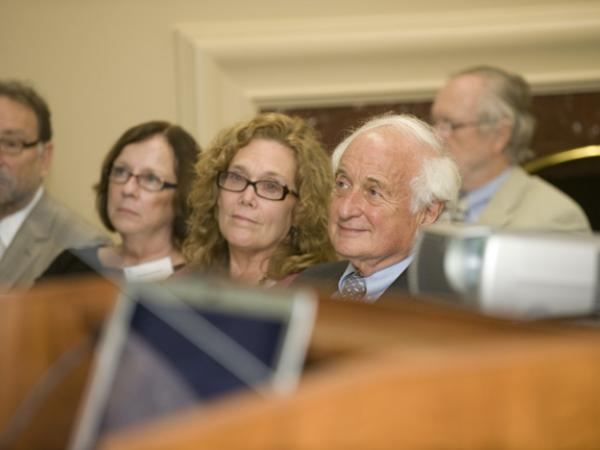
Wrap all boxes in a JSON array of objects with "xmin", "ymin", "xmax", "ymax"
[
  {"xmin": 183, "ymin": 112, "xmax": 337, "ymax": 286},
  {"xmin": 38, "ymin": 120, "xmax": 201, "ymax": 282}
]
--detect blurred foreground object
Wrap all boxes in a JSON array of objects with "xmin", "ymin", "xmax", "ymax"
[
  {"xmin": 68, "ymin": 277, "xmax": 316, "ymax": 450},
  {"xmin": 5, "ymin": 276, "xmax": 600, "ymax": 449},
  {"xmin": 410, "ymin": 223, "xmax": 599, "ymax": 319}
]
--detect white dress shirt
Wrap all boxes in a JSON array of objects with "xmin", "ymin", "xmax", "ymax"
[{"xmin": 0, "ymin": 187, "xmax": 44, "ymax": 260}]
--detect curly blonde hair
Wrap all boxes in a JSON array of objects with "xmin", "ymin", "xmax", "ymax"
[{"xmin": 183, "ymin": 112, "xmax": 337, "ymax": 280}]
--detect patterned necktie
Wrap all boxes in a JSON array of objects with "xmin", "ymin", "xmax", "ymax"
[{"xmin": 339, "ymin": 271, "xmax": 367, "ymax": 301}]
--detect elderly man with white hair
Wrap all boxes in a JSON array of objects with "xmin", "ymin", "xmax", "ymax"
[{"xmin": 294, "ymin": 113, "xmax": 460, "ymax": 302}]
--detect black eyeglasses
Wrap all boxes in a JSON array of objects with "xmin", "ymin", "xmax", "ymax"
[
  {"xmin": 0, "ymin": 137, "xmax": 41, "ymax": 155},
  {"xmin": 216, "ymin": 171, "xmax": 298, "ymax": 201},
  {"xmin": 109, "ymin": 165, "xmax": 177, "ymax": 192}
]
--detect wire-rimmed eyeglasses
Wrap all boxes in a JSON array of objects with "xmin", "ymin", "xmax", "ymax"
[
  {"xmin": 433, "ymin": 119, "xmax": 495, "ymax": 135},
  {"xmin": 216, "ymin": 171, "xmax": 298, "ymax": 201}
]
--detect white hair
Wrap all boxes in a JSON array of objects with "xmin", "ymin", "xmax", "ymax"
[{"xmin": 331, "ymin": 114, "xmax": 461, "ymax": 214}]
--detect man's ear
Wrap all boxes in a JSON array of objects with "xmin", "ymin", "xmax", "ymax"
[
  {"xmin": 490, "ymin": 118, "xmax": 512, "ymax": 156},
  {"xmin": 420, "ymin": 201, "xmax": 443, "ymax": 226},
  {"xmin": 39, "ymin": 142, "xmax": 53, "ymax": 178}
]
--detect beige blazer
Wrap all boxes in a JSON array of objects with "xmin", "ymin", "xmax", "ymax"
[
  {"xmin": 475, "ymin": 167, "xmax": 591, "ymax": 232},
  {"xmin": 0, "ymin": 192, "xmax": 109, "ymax": 291}
]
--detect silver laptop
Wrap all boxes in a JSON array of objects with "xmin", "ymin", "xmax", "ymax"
[{"xmin": 68, "ymin": 277, "xmax": 317, "ymax": 450}]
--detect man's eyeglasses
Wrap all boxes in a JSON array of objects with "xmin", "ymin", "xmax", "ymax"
[
  {"xmin": 109, "ymin": 165, "xmax": 177, "ymax": 192},
  {"xmin": 433, "ymin": 119, "xmax": 494, "ymax": 135},
  {"xmin": 0, "ymin": 137, "xmax": 41, "ymax": 155},
  {"xmin": 217, "ymin": 171, "xmax": 298, "ymax": 201}
]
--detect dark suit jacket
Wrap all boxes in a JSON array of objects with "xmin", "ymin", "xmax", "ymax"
[
  {"xmin": 293, "ymin": 260, "xmax": 409, "ymax": 300},
  {"xmin": 36, "ymin": 246, "xmax": 118, "ymax": 282},
  {"xmin": 36, "ymin": 246, "xmax": 186, "ymax": 285}
]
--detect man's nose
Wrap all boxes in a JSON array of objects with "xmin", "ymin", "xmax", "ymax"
[{"xmin": 335, "ymin": 188, "xmax": 363, "ymax": 219}]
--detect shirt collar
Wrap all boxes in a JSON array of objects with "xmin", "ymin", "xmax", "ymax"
[
  {"xmin": 339, "ymin": 255, "xmax": 413, "ymax": 302},
  {"xmin": 0, "ymin": 187, "xmax": 44, "ymax": 248},
  {"xmin": 461, "ymin": 168, "xmax": 512, "ymax": 222}
]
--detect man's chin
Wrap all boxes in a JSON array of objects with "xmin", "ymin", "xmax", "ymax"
[{"xmin": 333, "ymin": 243, "xmax": 365, "ymax": 261}]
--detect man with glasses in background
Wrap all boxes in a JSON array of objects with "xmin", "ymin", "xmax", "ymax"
[
  {"xmin": 0, "ymin": 80, "xmax": 107, "ymax": 291},
  {"xmin": 431, "ymin": 65, "xmax": 590, "ymax": 232}
]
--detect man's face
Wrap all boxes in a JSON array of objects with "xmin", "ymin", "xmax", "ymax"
[
  {"xmin": 328, "ymin": 128, "xmax": 431, "ymax": 276},
  {"xmin": 431, "ymin": 74, "xmax": 505, "ymax": 191},
  {"xmin": 0, "ymin": 96, "xmax": 51, "ymax": 217}
]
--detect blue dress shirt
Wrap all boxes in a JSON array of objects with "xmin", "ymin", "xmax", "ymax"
[{"xmin": 461, "ymin": 168, "xmax": 512, "ymax": 223}]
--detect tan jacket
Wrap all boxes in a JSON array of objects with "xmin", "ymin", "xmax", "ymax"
[
  {"xmin": 475, "ymin": 167, "xmax": 591, "ymax": 232},
  {"xmin": 0, "ymin": 192, "xmax": 109, "ymax": 292}
]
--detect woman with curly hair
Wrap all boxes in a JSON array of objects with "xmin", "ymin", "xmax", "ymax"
[{"xmin": 183, "ymin": 112, "xmax": 337, "ymax": 286}]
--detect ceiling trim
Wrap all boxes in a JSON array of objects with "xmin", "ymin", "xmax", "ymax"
[{"xmin": 175, "ymin": 3, "xmax": 600, "ymax": 146}]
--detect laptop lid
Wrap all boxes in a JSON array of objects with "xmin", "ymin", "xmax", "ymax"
[{"xmin": 68, "ymin": 277, "xmax": 317, "ymax": 449}]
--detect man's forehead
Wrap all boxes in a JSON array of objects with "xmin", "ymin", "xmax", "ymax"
[
  {"xmin": 0, "ymin": 96, "xmax": 39, "ymax": 136},
  {"xmin": 340, "ymin": 130, "xmax": 423, "ymax": 183},
  {"xmin": 439, "ymin": 75, "xmax": 485, "ymax": 107},
  {"xmin": 448, "ymin": 73, "xmax": 486, "ymax": 91},
  {"xmin": 347, "ymin": 127, "xmax": 400, "ymax": 152},
  {"xmin": 346, "ymin": 128, "xmax": 425, "ymax": 161}
]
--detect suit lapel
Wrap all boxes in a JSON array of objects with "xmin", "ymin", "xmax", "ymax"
[
  {"xmin": 0, "ymin": 194, "xmax": 55, "ymax": 285},
  {"xmin": 328, "ymin": 261, "xmax": 350, "ymax": 298},
  {"xmin": 390, "ymin": 269, "xmax": 409, "ymax": 290}
]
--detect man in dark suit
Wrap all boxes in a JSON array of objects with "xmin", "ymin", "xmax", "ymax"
[
  {"xmin": 0, "ymin": 80, "xmax": 108, "ymax": 291},
  {"xmin": 294, "ymin": 114, "xmax": 461, "ymax": 301}
]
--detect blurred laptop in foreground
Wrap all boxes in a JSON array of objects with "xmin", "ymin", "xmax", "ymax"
[{"xmin": 68, "ymin": 277, "xmax": 317, "ymax": 450}]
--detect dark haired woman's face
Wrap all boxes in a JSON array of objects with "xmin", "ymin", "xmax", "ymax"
[{"xmin": 107, "ymin": 135, "xmax": 176, "ymax": 241}]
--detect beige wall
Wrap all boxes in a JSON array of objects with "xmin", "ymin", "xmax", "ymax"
[{"xmin": 1, "ymin": 0, "xmax": 599, "ymax": 231}]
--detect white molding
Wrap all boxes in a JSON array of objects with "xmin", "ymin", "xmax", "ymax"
[{"xmin": 174, "ymin": 3, "xmax": 600, "ymax": 146}]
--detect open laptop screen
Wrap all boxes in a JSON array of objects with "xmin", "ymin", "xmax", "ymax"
[{"xmin": 69, "ymin": 278, "xmax": 316, "ymax": 449}]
